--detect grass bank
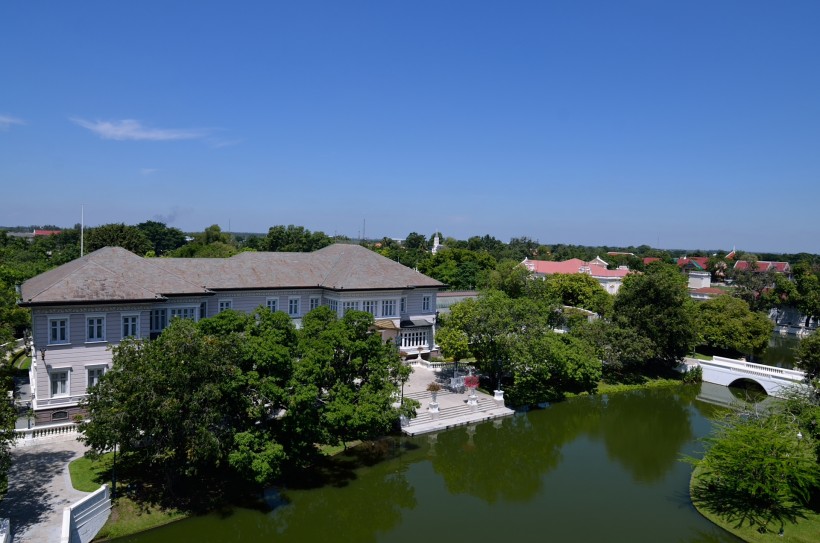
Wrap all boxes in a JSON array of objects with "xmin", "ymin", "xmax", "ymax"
[
  {"xmin": 689, "ymin": 465, "xmax": 820, "ymax": 543},
  {"xmin": 69, "ymin": 453, "xmax": 185, "ymax": 540},
  {"xmin": 69, "ymin": 442, "xmax": 364, "ymax": 540}
]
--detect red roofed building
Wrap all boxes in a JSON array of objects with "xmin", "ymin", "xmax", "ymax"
[
  {"xmin": 643, "ymin": 257, "xmax": 661, "ymax": 266},
  {"xmin": 33, "ymin": 229, "xmax": 62, "ymax": 236},
  {"xmin": 733, "ymin": 260, "xmax": 791, "ymax": 274},
  {"xmin": 675, "ymin": 256, "xmax": 709, "ymax": 271},
  {"xmin": 522, "ymin": 257, "xmax": 630, "ymax": 294}
]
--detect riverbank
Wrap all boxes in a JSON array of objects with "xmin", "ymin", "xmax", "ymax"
[{"xmin": 690, "ymin": 465, "xmax": 820, "ymax": 543}]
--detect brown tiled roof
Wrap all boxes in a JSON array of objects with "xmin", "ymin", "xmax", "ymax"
[{"xmin": 20, "ymin": 244, "xmax": 443, "ymax": 305}]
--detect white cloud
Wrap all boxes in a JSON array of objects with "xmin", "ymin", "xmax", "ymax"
[
  {"xmin": 71, "ymin": 118, "xmax": 208, "ymax": 141},
  {"xmin": 0, "ymin": 115, "xmax": 25, "ymax": 130}
]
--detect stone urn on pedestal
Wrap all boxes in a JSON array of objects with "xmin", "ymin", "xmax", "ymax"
[
  {"xmin": 427, "ymin": 382, "xmax": 442, "ymax": 420},
  {"xmin": 464, "ymin": 375, "xmax": 479, "ymax": 413}
]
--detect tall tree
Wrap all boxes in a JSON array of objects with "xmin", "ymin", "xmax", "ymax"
[
  {"xmin": 697, "ymin": 295, "xmax": 773, "ymax": 356},
  {"xmin": 84, "ymin": 223, "xmax": 152, "ymax": 255},
  {"xmin": 795, "ymin": 332, "xmax": 820, "ymax": 390},
  {"xmin": 136, "ymin": 220, "xmax": 186, "ymax": 255},
  {"xmin": 264, "ymin": 224, "xmax": 332, "ymax": 252},
  {"xmin": 543, "ymin": 273, "xmax": 613, "ymax": 316},
  {"xmin": 79, "ymin": 318, "xmax": 252, "ymax": 495},
  {"xmin": 613, "ymin": 264, "xmax": 698, "ymax": 363}
]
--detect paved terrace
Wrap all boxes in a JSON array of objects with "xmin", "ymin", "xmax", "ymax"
[
  {"xmin": 0, "ymin": 436, "xmax": 90, "ymax": 543},
  {"xmin": 400, "ymin": 363, "xmax": 514, "ymax": 436}
]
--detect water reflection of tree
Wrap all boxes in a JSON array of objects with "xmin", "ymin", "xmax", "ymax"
[
  {"xmin": 599, "ymin": 388, "xmax": 694, "ymax": 483},
  {"xmin": 266, "ymin": 456, "xmax": 417, "ymax": 542},
  {"xmin": 428, "ymin": 398, "xmax": 600, "ymax": 503}
]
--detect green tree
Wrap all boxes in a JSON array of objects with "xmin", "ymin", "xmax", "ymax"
[
  {"xmin": 441, "ymin": 290, "xmax": 561, "ymax": 391},
  {"xmin": 614, "ymin": 264, "xmax": 698, "ymax": 364},
  {"xmin": 79, "ymin": 319, "xmax": 253, "ymax": 496},
  {"xmin": 688, "ymin": 410, "xmax": 820, "ymax": 534},
  {"xmin": 84, "ymin": 223, "xmax": 152, "ymax": 255},
  {"xmin": 795, "ymin": 332, "xmax": 820, "ymax": 389},
  {"xmin": 506, "ymin": 332, "xmax": 600, "ymax": 406},
  {"xmin": 478, "ymin": 259, "xmax": 531, "ymax": 298},
  {"xmin": 417, "ymin": 248, "xmax": 496, "ymax": 290},
  {"xmin": 572, "ymin": 318, "xmax": 655, "ymax": 371},
  {"xmin": 543, "ymin": 273, "xmax": 613, "ymax": 316},
  {"xmin": 295, "ymin": 308, "xmax": 405, "ymax": 449},
  {"xmin": 263, "ymin": 225, "xmax": 332, "ymax": 252},
  {"xmin": 697, "ymin": 295, "xmax": 774, "ymax": 356},
  {"xmin": 136, "ymin": 220, "xmax": 186, "ymax": 255}
]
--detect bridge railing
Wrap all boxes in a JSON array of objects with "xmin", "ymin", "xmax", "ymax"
[{"xmin": 706, "ymin": 356, "xmax": 806, "ymax": 382}]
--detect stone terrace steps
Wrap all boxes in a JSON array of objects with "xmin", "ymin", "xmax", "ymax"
[{"xmin": 408, "ymin": 397, "xmax": 498, "ymax": 426}]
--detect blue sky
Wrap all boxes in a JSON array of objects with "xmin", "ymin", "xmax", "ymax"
[{"xmin": 2, "ymin": 1, "xmax": 819, "ymax": 253}]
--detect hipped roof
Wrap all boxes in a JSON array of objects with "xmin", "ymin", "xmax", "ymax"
[{"xmin": 21, "ymin": 244, "xmax": 443, "ymax": 306}]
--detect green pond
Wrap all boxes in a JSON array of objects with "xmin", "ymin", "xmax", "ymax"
[{"xmin": 115, "ymin": 384, "xmax": 744, "ymax": 543}]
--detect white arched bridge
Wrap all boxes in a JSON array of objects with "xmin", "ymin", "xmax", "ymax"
[{"xmin": 690, "ymin": 356, "xmax": 807, "ymax": 398}]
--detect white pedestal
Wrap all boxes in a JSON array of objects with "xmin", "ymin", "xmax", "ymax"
[
  {"xmin": 494, "ymin": 389, "xmax": 505, "ymax": 407},
  {"xmin": 429, "ymin": 401, "xmax": 440, "ymax": 420}
]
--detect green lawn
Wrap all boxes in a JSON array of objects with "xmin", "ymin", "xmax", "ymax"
[
  {"xmin": 690, "ymin": 465, "xmax": 820, "ymax": 543},
  {"xmin": 68, "ymin": 453, "xmax": 186, "ymax": 539}
]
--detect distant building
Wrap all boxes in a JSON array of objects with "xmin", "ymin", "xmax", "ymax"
[
  {"xmin": 733, "ymin": 260, "xmax": 791, "ymax": 274},
  {"xmin": 522, "ymin": 257, "xmax": 629, "ymax": 294}
]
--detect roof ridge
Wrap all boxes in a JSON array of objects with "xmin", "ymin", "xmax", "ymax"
[{"xmin": 318, "ymin": 246, "xmax": 346, "ymax": 287}]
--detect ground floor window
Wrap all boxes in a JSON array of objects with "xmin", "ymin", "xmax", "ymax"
[
  {"xmin": 88, "ymin": 367, "xmax": 105, "ymax": 389},
  {"xmin": 51, "ymin": 370, "xmax": 69, "ymax": 397},
  {"xmin": 400, "ymin": 328, "xmax": 430, "ymax": 349}
]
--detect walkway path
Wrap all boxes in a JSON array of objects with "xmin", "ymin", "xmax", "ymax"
[{"xmin": 0, "ymin": 437, "xmax": 90, "ymax": 543}]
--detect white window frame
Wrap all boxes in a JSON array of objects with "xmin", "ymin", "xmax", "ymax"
[
  {"xmin": 381, "ymin": 299, "xmax": 397, "ymax": 317},
  {"xmin": 86, "ymin": 314, "xmax": 106, "ymax": 343},
  {"xmin": 342, "ymin": 300, "xmax": 359, "ymax": 315},
  {"xmin": 48, "ymin": 316, "xmax": 69, "ymax": 345},
  {"xmin": 327, "ymin": 299, "xmax": 339, "ymax": 314},
  {"xmin": 266, "ymin": 297, "xmax": 279, "ymax": 312},
  {"xmin": 121, "ymin": 313, "xmax": 140, "ymax": 339},
  {"xmin": 401, "ymin": 328, "xmax": 430, "ymax": 349},
  {"xmin": 218, "ymin": 299, "xmax": 233, "ymax": 313},
  {"xmin": 309, "ymin": 296, "xmax": 320, "ymax": 311},
  {"xmin": 288, "ymin": 297, "xmax": 300, "ymax": 317},
  {"xmin": 150, "ymin": 308, "xmax": 167, "ymax": 332},
  {"xmin": 87, "ymin": 366, "xmax": 106, "ymax": 390},
  {"xmin": 169, "ymin": 306, "xmax": 198, "ymax": 322},
  {"xmin": 50, "ymin": 368, "xmax": 70, "ymax": 397},
  {"xmin": 400, "ymin": 297, "xmax": 407, "ymax": 314},
  {"xmin": 362, "ymin": 300, "xmax": 377, "ymax": 316},
  {"xmin": 422, "ymin": 295, "xmax": 432, "ymax": 312}
]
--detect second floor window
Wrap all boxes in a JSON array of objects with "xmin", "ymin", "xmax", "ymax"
[
  {"xmin": 310, "ymin": 297, "xmax": 320, "ymax": 311},
  {"xmin": 400, "ymin": 297, "xmax": 407, "ymax": 314},
  {"xmin": 288, "ymin": 298, "xmax": 300, "ymax": 316},
  {"xmin": 49, "ymin": 318, "xmax": 68, "ymax": 344},
  {"xmin": 342, "ymin": 301, "xmax": 359, "ymax": 315},
  {"xmin": 267, "ymin": 298, "xmax": 278, "ymax": 312},
  {"xmin": 382, "ymin": 299, "xmax": 396, "ymax": 317},
  {"xmin": 87, "ymin": 316, "xmax": 105, "ymax": 342},
  {"xmin": 362, "ymin": 300, "xmax": 377, "ymax": 315},
  {"xmin": 170, "ymin": 307, "xmax": 196, "ymax": 321},
  {"xmin": 150, "ymin": 309, "xmax": 167, "ymax": 332},
  {"xmin": 423, "ymin": 295, "xmax": 431, "ymax": 312},
  {"xmin": 122, "ymin": 315, "xmax": 138, "ymax": 338},
  {"xmin": 219, "ymin": 300, "xmax": 232, "ymax": 313}
]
